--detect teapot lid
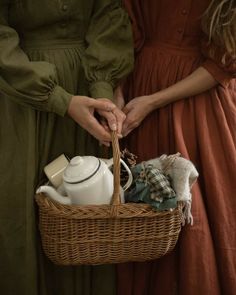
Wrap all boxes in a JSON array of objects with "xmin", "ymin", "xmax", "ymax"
[{"xmin": 63, "ymin": 156, "xmax": 100, "ymax": 183}]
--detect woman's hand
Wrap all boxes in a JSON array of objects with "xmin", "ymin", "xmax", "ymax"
[
  {"xmin": 121, "ymin": 67, "xmax": 218, "ymax": 137},
  {"xmin": 96, "ymin": 99, "xmax": 126, "ymax": 146},
  {"xmin": 107, "ymin": 85, "xmax": 126, "ymax": 135},
  {"xmin": 68, "ymin": 95, "xmax": 118, "ymax": 145},
  {"xmin": 96, "ymin": 98, "xmax": 126, "ymax": 136},
  {"xmin": 122, "ymin": 95, "xmax": 155, "ymax": 136},
  {"xmin": 97, "ymin": 86, "xmax": 126, "ymax": 146}
]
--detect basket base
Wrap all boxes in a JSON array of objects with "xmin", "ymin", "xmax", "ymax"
[
  {"xmin": 36, "ymin": 194, "xmax": 183, "ymax": 265},
  {"xmin": 43, "ymin": 238, "xmax": 179, "ymax": 265}
]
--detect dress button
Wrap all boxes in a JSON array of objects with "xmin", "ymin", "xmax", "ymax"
[
  {"xmin": 182, "ymin": 9, "xmax": 187, "ymax": 15},
  {"xmin": 62, "ymin": 4, "xmax": 68, "ymax": 11}
]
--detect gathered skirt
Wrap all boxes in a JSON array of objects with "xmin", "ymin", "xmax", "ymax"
[
  {"xmin": 0, "ymin": 39, "xmax": 116, "ymax": 295},
  {"xmin": 117, "ymin": 41, "xmax": 236, "ymax": 295}
]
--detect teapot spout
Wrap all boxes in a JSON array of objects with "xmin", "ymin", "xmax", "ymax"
[{"xmin": 36, "ymin": 185, "xmax": 71, "ymax": 205}]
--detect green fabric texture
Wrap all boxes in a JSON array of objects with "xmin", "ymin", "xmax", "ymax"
[
  {"xmin": 125, "ymin": 163, "xmax": 177, "ymax": 210},
  {"xmin": 0, "ymin": 0, "xmax": 133, "ymax": 294}
]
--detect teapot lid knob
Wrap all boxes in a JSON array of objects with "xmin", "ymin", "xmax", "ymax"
[
  {"xmin": 70, "ymin": 156, "xmax": 83, "ymax": 166},
  {"xmin": 63, "ymin": 156, "xmax": 100, "ymax": 183}
]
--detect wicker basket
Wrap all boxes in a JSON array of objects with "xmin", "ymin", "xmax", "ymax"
[{"xmin": 35, "ymin": 132, "xmax": 183, "ymax": 265}]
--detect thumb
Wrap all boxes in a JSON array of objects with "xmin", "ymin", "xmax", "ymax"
[{"xmin": 91, "ymin": 99, "xmax": 116, "ymax": 112}]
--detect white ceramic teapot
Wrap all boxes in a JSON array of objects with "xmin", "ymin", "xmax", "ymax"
[{"xmin": 36, "ymin": 156, "xmax": 133, "ymax": 205}]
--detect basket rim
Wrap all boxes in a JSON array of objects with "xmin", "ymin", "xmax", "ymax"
[{"xmin": 35, "ymin": 193, "xmax": 183, "ymax": 220}]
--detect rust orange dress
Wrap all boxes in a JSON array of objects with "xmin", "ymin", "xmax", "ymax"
[{"xmin": 117, "ymin": 1, "xmax": 236, "ymax": 295}]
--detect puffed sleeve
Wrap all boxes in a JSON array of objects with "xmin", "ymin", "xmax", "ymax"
[
  {"xmin": 82, "ymin": 0, "xmax": 134, "ymax": 100},
  {"xmin": 201, "ymin": 35, "xmax": 236, "ymax": 87},
  {"xmin": 0, "ymin": 1, "xmax": 72, "ymax": 116}
]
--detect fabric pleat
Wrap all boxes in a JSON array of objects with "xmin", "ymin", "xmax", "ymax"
[{"xmin": 117, "ymin": 20, "xmax": 236, "ymax": 295}]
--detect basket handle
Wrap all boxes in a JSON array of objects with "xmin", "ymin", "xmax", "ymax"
[{"xmin": 111, "ymin": 131, "xmax": 121, "ymax": 206}]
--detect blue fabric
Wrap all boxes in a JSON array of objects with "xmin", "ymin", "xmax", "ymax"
[{"xmin": 125, "ymin": 162, "xmax": 177, "ymax": 210}]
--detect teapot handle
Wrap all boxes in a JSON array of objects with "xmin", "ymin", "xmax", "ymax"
[
  {"xmin": 120, "ymin": 159, "xmax": 133, "ymax": 191},
  {"xmin": 106, "ymin": 159, "xmax": 133, "ymax": 192}
]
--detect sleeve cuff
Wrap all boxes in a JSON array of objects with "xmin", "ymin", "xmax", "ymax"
[
  {"xmin": 89, "ymin": 81, "xmax": 114, "ymax": 100},
  {"xmin": 48, "ymin": 85, "xmax": 73, "ymax": 116},
  {"xmin": 202, "ymin": 60, "xmax": 232, "ymax": 88}
]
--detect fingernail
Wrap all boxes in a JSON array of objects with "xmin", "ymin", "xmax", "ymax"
[
  {"xmin": 107, "ymin": 104, "xmax": 115, "ymax": 111},
  {"xmin": 111, "ymin": 124, "xmax": 117, "ymax": 131},
  {"xmin": 117, "ymin": 133, "xmax": 123, "ymax": 138}
]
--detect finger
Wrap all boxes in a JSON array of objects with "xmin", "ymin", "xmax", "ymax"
[
  {"xmin": 99, "ymin": 113, "xmax": 123, "ymax": 139},
  {"xmin": 112, "ymin": 108, "xmax": 126, "ymax": 135},
  {"xmin": 122, "ymin": 119, "xmax": 129, "ymax": 134},
  {"xmin": 122, "ymin": 116, "xmax": 136, "ymax": 137},
  {"xmin": 99, "ymin": 141, "xmax": 110, "ymax": 147},
  {"xmin": 98, "ymin": 110, "xmax": 117, "ymax": 131},
  {"xmin": 100, "ymin": 118, "xmax": 110, "ymax": 132},
  {"xmin": 122, "ymin": 118, "xmax": 139, "ymax": 136},
  {"xmin": 122, "ymin": 126, "xmax": 133, "ymax": 137},
  {"xmin": 85, "ymin": 116, "xmax": 112, "ymax": 142},
  {"xmin": 91, "ymin": 99, "xmax": 116, "ymax": 112}
]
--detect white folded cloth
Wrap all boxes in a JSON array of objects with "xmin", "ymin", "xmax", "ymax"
[{"xmin": 147, "ymin": 153, "xmax": 199, "ymax": 225}]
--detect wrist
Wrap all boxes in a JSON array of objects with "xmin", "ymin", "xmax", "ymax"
[
  {"xmin": 67, "ymin": 95, "xmax": 77, "ymax": 117},
  {"xmin": 68, "ymin": 95, "xmax": 85, "ymax": 117},
  {"xmin": 89, "ymin": 81, "xmax": 114, "ymax": 100},
  {"xmin": 49, "ymin": 85, "xmax": 73, "ymax": 117},
  {"xmin": 149, "ymin": 92, "xmax": 167, "ymax": 109}
]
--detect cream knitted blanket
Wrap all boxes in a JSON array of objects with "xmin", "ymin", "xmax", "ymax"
[{"xmin": 147, "ymin": 153, "xmax": 199, "ymax": 225}]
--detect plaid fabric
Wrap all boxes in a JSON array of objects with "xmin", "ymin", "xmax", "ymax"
[
  {"xmin": 125, "ymin": 162, "xmax": 177, "ymax": 211},
  {"xmin": 138, "ymin": 163, "xmax": 176, "ymax": 201}
]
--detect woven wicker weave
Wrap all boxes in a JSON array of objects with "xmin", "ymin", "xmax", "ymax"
[{"xmin": 35, "ymin": 132, "xmax": 183, "ymax": 265}]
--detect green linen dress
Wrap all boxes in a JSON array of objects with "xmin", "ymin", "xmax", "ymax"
[{"xmin": 0, "ymin": 1, "xmax": 133, "ymax": 294}]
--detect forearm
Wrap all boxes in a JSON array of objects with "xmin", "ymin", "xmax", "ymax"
[{"xmin": 150, "ymin": 67, "xmax": 218, "ymax": 108}]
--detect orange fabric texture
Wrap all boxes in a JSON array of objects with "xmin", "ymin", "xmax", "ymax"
[{"xmin": 117, "ymin": 0, "xmax": 236, "ymax": 295}]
